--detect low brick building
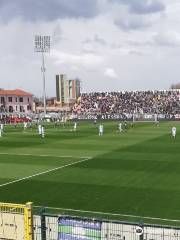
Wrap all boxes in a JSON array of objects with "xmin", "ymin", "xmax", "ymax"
[{"xmin": 0, "ymin": 89, "xmax": 33, "ymax": 113}]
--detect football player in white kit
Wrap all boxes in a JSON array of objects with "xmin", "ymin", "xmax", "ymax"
[
  {"xmin": 74, "ymin": 122, "xmax": 77, "ymax": 131},
  {"xmin": 23, "ymin": 122, "xmax": 27, "ymax": 131},
  {"xmin": 41, "ymin": 125, "xmax": 45, "ymax": 138},
  {"xmin": 0, "ymin": 123, "xmax": 4, "ymax": 133},
  {"xmin": 38, "ymin": 124, "xmax": 42, "ymax": 135},
  {"xmin": 172, "ymin": 126, "xmax": 176, "ymax": 139},
  {"xmin": 118, "ymin": 122, "xmax": 122, "ymax": 133},
  {"xmin": 99, "ymin": 124, "xmax": 104, "ymax": 136}
]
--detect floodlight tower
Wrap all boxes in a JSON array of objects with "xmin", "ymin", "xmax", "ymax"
[{"xmin": 34, "ymin": 35, "xmax": 50, "ymax": 115}]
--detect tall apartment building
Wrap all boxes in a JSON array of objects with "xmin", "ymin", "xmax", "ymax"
[
  {"xmin": 56, "ymin": 74, "xmax": 80, "ymax": 105},
  {"xmin": 0, "ymin": 89, "xmax": 33, "ymax": 113}
]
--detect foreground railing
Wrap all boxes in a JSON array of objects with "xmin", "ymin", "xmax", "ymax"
[{"xmin": 1, "ymin": 202, "xmax": 180, "ymax": 240}]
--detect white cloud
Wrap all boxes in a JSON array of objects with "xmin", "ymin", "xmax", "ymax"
[
  {"xmin": 152, "ymin": 31, "xmax": 180, "ymax": 47},
  {"xmin": 51, "ymin": 49, "xmax": 104, "ymax": 68},
  {"xmin": 104, "ymin": 68, "xmax": 118, "ymax": 78}
]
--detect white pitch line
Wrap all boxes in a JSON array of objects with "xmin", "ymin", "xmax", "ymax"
[
  {"xmin": 35, "ymin": 206, "xmax": 180, "ymax": 223},
  {"xmin": 0, "ymin": 152, "xmax": 91, "ymax": 159},
  {"xmin": 0, "ymin": 157, "xmax": 92, "ymax": 188}
]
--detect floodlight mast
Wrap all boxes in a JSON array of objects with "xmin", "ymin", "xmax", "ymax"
[
  {"xmin": 34, "ymin": 35, "xmax": 50, "ymax": 115},
  {"xmin": 41, "ymin": 52, "xmax": 46, "ymax": 115}
]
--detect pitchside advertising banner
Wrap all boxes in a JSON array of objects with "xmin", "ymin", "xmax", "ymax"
[
  {"xmin": 58, "ymin": 217, "xmax": 144, "ymax": 240},
  {"xmin": 73, "ymin": 113, "xmax": 180, "ymax": 121},
  {"xmin": 58, "ymin": 217, "xmax": 101, "ymax": 240},
  {"xmin": 101, "ymin": 222, "xmax": 140, "ymax": 240},
  {"xmin": 143, "ymin": 226, "xmax": 180, "ymax": 240},
  {"xmin": 74, "ymin": 114, "xmax": 131, "ymax": 120}
]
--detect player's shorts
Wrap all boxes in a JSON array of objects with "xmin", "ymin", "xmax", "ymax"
[{"xmin": 172, "ymin": 132, "xmax": 176, "ymax": 137}]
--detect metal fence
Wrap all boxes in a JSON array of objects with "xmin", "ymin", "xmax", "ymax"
[{"xmin": 32, "ymin": 212, "xmax": 180, "ymax": 240}]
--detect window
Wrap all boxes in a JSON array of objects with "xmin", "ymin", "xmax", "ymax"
[
  {"xmin": 16, "ymin": 97, "xmax": 17, "ymax": 102},
  {"xmin": 27, "ymin": 105, "xmax": 32, "ymax": 111},
  {"xmin": 8, "ymin": 97, "xmax": 12, "ymax": 102},
  {"xmin": 1, "ymin": 97, "xmax": 5, "ymax": 103},
  {"xmin": 9, "ymin": 106, "xmax": 13, "ymax": 112},
  {"xmin": 19, "ymin": 97, "xmax": 23, "ymax": 102},
  {"xmin": 20, "ymin": 106, "xmax": 24, "ymax": 112},
  {"xmin": 28, "ymin": 98, "xmax": 29, "ymax": 102}
]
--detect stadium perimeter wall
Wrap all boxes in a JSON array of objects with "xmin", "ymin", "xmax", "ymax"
[{"xmin": 33, "ymin": 213, "xmax": 180, "ymax": 240}]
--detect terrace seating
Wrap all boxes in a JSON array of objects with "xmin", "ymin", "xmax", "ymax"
[{"xmin": 73, "ymin": 90, "xmax": 180, "ymax": 115}]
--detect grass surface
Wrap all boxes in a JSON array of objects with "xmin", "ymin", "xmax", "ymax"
[{"xmin": 0, "ymin": 121, "xmax": 180, "ymax": 224}]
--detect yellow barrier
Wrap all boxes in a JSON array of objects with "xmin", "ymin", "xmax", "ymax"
[{"xmin": 0, "ymin": 202, "xmax": 33, "ymax": 240}]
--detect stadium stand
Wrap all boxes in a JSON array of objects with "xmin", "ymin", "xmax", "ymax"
[{"xmin": 72, "ymin": 90, "xmax": 180, "ymax": 115}]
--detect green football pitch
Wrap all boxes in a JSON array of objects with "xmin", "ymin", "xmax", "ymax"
[{"xmin": 0, "ymin": 121, "xmax": 180, "ymax": 223}]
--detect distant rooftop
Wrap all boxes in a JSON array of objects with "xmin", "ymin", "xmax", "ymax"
[{"xmin": 0, "ymin": 89, "xmax": 33, "ymax": 96}]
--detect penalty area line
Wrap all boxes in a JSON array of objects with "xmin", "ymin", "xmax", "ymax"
[{"xmin": 0, "ymin": 157, "xmax": 92, "ymax": 188}]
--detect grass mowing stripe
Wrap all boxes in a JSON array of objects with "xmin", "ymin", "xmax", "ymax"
[
  {"xmin": 0, "ymin": 157, "xmax": 92, "ymax": 188},
  {"xmin": 0, "ymin": 152, "xmax": 91, "ymax": 159}
]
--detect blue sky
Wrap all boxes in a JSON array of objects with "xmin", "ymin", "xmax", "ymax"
[{"xmin": 0, "ymin": 0, "xmax": 180, "ymax": 97}]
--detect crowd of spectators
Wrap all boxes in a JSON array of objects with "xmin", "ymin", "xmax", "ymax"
[{"xmin": 72, "ymin": 90, "xmax": 180, "ymax": 115}]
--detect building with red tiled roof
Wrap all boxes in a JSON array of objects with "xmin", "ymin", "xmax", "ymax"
[{"xmin": 0, "ymin": 89, "xmax": 33, "ymax": 113}]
